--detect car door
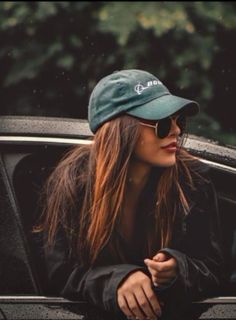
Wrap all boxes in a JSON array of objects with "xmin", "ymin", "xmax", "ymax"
[{"xmin": 0, "ymin": 116, "xmax": 235, "ymax": 319}]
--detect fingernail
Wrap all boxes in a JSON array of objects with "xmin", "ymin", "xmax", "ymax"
[{"xmin": 153, "ymin": 282, "xmax": 158, "ymax": 287}]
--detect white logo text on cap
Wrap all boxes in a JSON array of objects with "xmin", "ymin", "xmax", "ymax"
[{"xmin": 134, "ymin": 80, "xmax": 162, "ymax": 95}]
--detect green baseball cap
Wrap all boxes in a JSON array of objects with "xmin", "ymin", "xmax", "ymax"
[{"xmin": 88, "ymin": 69, "xmax": 199, "ymax": 133}]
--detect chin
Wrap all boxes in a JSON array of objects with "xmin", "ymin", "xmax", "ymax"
[{"xmin": 155, "ymin": 156, "xmax": 176, "ymax": 167}]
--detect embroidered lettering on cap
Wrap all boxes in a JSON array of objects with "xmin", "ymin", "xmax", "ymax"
[{"xmin": 134, "ymin": 80, "xmax": 162, "ymax": 95}]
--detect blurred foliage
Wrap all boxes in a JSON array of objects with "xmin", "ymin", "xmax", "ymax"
[{"xmin": 0, "ymin": 1, "xmax": 235, "ymax": 145}]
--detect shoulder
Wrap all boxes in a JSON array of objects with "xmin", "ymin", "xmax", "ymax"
[
  {"xmin": 176, "ymin": 160, "xmax": 219, "ymax": 223},
  {"xmin": 180, "ymin": 158, "xmax": 215, "ymax": 200},
  {"xmin": 188, "ymin": 158, "xmax": 211, "ymax": 180}
]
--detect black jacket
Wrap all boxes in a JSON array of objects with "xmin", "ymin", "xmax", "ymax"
[{"xmin": 44, "ymin": 161, "xmax": 224, "ymax": 319}]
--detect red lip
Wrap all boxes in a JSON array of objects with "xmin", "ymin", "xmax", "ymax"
[{"xmin": 161, "ymin": 142, "xmax": 177, "ymax": 148}]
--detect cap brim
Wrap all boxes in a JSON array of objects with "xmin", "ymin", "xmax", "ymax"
[{"xmin": 126, "ymin": 94, "xmax": 199, "ymax": 120}]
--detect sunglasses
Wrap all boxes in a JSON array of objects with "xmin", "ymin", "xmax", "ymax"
[{"xmin": 139, "ymin": 114, "xmax": 187, "ymax": 139}]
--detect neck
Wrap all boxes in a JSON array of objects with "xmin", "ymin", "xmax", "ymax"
[{"xmin": 127, "ymin": 159, "xmax": 152, "ymax": 195}]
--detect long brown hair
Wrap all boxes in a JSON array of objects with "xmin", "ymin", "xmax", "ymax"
[{"xmin": 37, "ymin": 115, "xmax": 203, "ymax": 265}]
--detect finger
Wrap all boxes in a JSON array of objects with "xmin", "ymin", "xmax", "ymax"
[
  {"xmin": 153, "ymin": 252, "xmax": 168, "ymax": 262},
  {"xmin": 135, "ymin": 288, "xmax": 158, "ymax": 319},
  {"xmin": 117, "ymin": 294, "xmax": 134, "ymax": 319},
  {"xmin": 152, "ymin": 272, "xmax": 177, "ymax": 285},
  {"xmin": 142, "ymin": 282, "xmax": 162, "ymax": 318},
  {"xmin": 144, "ymin": 259, "xmax": 164, "ymax": 273},
  {"xmin": 161, "ymin": 257, "xmax": 178, "ymax": 269},
  {"xmin": 153, "ymin": 269, "xmax": 176, "ymax": 279},
  {"xmin": 145, "ymin": 258, "xmax": 177, "ymax": 272},
  {"xmin": 125, "ymin": 293, "xmax": 145, "ymax": 320},
  {"xmin": 146, "ymin": 265, "xmax": 159, "ymax": 277},
  {"xmin": 146, "ymin": 265, "xmax": 175, "ymax": 282}
]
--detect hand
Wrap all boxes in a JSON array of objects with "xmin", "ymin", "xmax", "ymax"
[
  {"xmin": 144, "ymin": 252, "xmax": 178, "ymax": 287},
  {"xmin": 117, "ymin": 270, "xmax": 162, "ymax": 320}
]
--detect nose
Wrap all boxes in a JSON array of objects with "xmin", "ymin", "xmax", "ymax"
[{"xmin": 169, "ymin": 118, "xmax": 181, "ymax": 136}]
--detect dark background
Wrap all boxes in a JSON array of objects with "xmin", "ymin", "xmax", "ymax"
[{"xmin": 0, "ymin": 2, "xmax": 235, "ymax": 145}]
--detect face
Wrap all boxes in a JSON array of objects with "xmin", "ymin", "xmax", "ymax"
[{"xmin": 133, "ymin": 114, "xmax": 184, "ymax": 167}]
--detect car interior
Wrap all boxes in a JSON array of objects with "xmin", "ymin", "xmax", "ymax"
[{"xmin": 0, "ymin": 140, "xmax": 235, "ymax": 314}]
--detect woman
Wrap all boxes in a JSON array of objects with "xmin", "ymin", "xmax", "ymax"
[{"xmin": 38, "ymin": 69, "xmax": 224, "ymax": 320}]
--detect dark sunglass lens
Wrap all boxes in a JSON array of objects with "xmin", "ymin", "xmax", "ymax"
[{"xmin": 157, "ymin": 118, "xmax": 172, "ymax": 138}]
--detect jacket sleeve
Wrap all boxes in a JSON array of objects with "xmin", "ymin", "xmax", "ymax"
[
  {"xmin": 156, "ymin": 179, "xmax": 225, "ymax": 314},
  {"xmin": 44, "ymin": 228, "xmax": 147, "ymax": 315}
]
